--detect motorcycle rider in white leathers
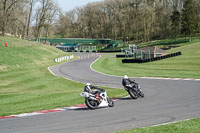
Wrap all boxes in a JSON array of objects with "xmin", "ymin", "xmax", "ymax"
[{"xmin": 84, "ymin": 83, "xmax": 105, "ymax": 95}]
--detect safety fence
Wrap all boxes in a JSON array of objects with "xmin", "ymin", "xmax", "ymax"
[
  {"xmin": 117, "ymin": 49, "xmax": 154, "ymax": 59},
  {"xmin": 54, "ymin": 55, "xmax": 74, "ymax": 63},
  {"xmin": 122, "ymin": 51, "xmax": 182, "ymax": 63}
]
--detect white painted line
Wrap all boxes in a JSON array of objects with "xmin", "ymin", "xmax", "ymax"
[
  {"xmin": 147, "ymin": 117, "xmax": 200, "ymax": 128},
  {"xmin": 67, "ymin": 107, "xmax": 83, "ymax": 110},
  {"xmin": 90, "ymin": 55, "xmax": 123, "ymax": 78},
  {"xmin": 11, "ymin": 112, "xmax": 43, "ymax": 117}
]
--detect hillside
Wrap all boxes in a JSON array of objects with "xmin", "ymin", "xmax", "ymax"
[
  {"xmin": 0, "ymin": 36, "xmax": 68, "ymax": 71},
  {"xmin": 0, "ymin": 36, "xmax": 84, "ymax": 116}
]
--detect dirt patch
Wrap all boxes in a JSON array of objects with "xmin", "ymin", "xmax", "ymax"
[{"xmin": 0, "ymin": 65, "xmax": 8, "ymax": 71}]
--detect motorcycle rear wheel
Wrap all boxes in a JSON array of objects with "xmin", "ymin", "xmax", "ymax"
[
  {"xmin": 128, "ymin": 89, "xmax": 138, "ymax": 99},
  {"xmin": 85, "ymin": 98, "xmax": 98, "ymax": 110}
]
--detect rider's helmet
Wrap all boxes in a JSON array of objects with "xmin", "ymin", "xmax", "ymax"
[
  {"xmin": 85, "ymin": 83, "xmax": 92, "ymax": 92},
  {"xmin": 123, "ymin": 75, "xmax": 128, "ymax": 79}
]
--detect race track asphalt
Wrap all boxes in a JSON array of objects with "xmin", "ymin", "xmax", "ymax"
[{"xmin": 0, "ymin": 53, "xmax": 200, "ymax": 133}]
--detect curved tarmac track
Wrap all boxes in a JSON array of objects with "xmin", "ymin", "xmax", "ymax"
[{"xmin": 1, "ymin": 53, "xmax": 200, "ymax": 133}]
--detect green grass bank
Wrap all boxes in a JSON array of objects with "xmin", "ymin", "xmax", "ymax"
[
  {"xmin": 92, "ymin": 41, "xmax": 200, "ymax": 79},
  {"xmin": 0, "ymin": 36, "xmax": 127, "ymax": 116},
  {"xmin": 137, "ymin": 37, "xmax": 200, "ymax": 48},
  {"xmin": 115, "ymin": 118, "xmax": 200, "ymax": 133}
]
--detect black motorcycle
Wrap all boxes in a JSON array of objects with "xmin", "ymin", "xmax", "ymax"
[{"xmin": 123, "ymin": 81, "xmax": 144, "ymax": 99}]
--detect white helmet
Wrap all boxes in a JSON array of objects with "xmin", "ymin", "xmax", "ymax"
[
  {"xmin": 85, "ymin": 83, "xmax": 92, "ymax": 91},
  {"xmin": 123, "ymin": 75, "xmax": 128, "ymax": 79},
  {"xmin": 86, "ymin": 83, "xmax": 91, "ymax": 86}
]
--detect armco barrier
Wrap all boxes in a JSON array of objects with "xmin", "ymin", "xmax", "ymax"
[
  {"xmin": 99, "ymin": 50, "xmax": 121, "ymax": 53},
  {"xmin": 122, "ymin": 51, "xmax": 182, "ymax": 63},
  {"xmin": 55, "ymin": 55, "xmax": 74, "ymax": 63},
  {"xmin": 116, "ymin": 54, "xmax": 134, "ymax": 58}
]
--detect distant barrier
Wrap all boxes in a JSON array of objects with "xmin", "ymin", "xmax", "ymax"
[
  {"xmin": 116, "ymin": 54, "xmax": 134, "ymax": 58},
  {"xmin": 74, "ymin": 50, "xmax": 97, "ymax": 53},
  {"xmin": 54, "ymin": 55, "xmax": 74, "ymax": 63},
  {"xmin": 122, "ymin": 51, "xmax": 182, "ymax": 63},
  {"xmin": 98, "ymin": 50, "xmax": 121, "ymax": 53}
]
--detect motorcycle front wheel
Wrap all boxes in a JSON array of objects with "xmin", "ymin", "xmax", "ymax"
[
  {"xmin": 139, "ymin": 89, "xmax": 144, "ymax": 98},
  {"xmin": 128, "ymin": 89, "xmax": 138, "ymax": 99},
  {"xmin": 85, "ymin": 98, "xmax": 98, "ymax": 110},
  {"xmin": 107, "ymin": 98, "xmax": 114, "ymax": 107}
]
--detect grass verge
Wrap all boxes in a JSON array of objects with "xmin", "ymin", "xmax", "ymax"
[
  {"xmin": 137, "ymin": 37, "xmax": 200, "ymax": 48},
  {"xmin": 92, "ymin": 41, "xmax": 200, "ymax": 79},
  {"xmin": 115, "ymin": 118, "xmax": 200, "ymax": 133}
]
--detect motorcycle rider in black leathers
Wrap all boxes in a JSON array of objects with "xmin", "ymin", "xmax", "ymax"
[
  {"xmin": 122, "ymin": 75, "xmax": 136, "ymax": 90},
  {"xmin": 123, "ymin": 75, "xmax": 142, "ymax": 93},
  {"xmin": 122, "ymin": 75, "xmax": 144, "ymax": 98}
]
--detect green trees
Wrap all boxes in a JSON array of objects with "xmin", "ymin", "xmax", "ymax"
[
  {"xmin": 0, "ymin": 0, "xmax": 59, "ymax": 41},
  {"xmin": 0, "ymin": 0, "xmax": 20, "ymax": 36},
  {"xmin": 171, "ymin": 10, "xmax": 181, "ymax": 39},
  {"xmin": 181, "ymin": 0, "xmax": 196, "ymax": 42},
  {"xmin": 56, "ymin": 0, "xmax": 200, "ymax": 42},
  {"xmin": 0, "ymin": 0, "xmax": 200, "ymax": 41}
]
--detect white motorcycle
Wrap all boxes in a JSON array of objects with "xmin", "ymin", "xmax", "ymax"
[{"xmin": 80, "ymin": 90, "xmax": 114, "ymax": 110}]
